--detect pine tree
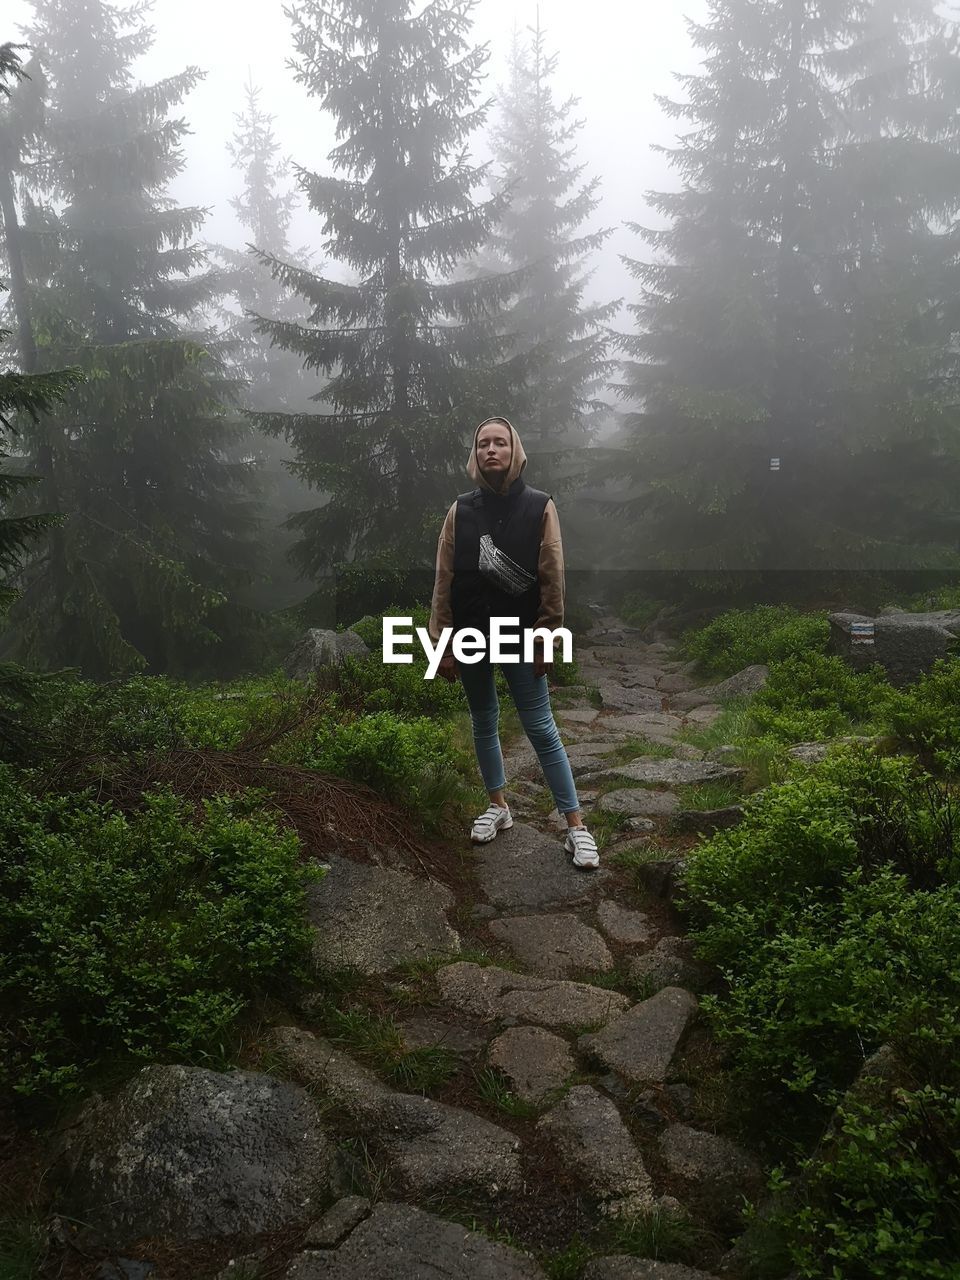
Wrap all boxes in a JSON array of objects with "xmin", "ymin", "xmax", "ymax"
[
  {"xmin": 481, "ymin": 17, "xmax": 617, "ymax": 499},
  {"xmin": 214, "ymin": 71, "xmax": 316, "ymax": 416},
  {"xmin": 814, "ymin": 1, "xmax": 960, "ymax": 572},
  {"xmin": 248, "ymin": 0, "xmax": 528, "ymax": 618},
  {"xmin": 3, "ymin": 0, "xmax": 266, "ymax": 677},
  {"xmin": 612, "ymin": 0, "xmax": 960, "ymax": 598},
  {"xmin": 0, "ymin": 42, "xmax": 83, "ymax": 756},
  {"xmin": 211, "ymin": 72, "xmax": 320, "ymax": 611}
]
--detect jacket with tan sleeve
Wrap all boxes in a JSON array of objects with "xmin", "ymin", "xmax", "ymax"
[{"xmin": 428, "ymin": 496, "xmax": 564, "ymax": 646}]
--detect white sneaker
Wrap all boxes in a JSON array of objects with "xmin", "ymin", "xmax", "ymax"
[
  {"xmin": 564, "ymin": 826, "xmax": 600, "ymax": 870},
  {"xmin": 470, "ymin": 803, "xmax": 513, "ymax": 844}
]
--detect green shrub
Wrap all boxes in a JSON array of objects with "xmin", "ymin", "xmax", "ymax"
[
  {"xmin": 38, "ymin": 674, "xmax": 192, "ymax": 756},
  {"xmin": 901, "ymin": 582, "xmax": 960, "ymax": 612},
  {"xmin": 0, "ymin": 768, "xmax": 322, "ymax": 1105},
  {"xmin": 681, "ymin": 749, "xmax": 959, "ymax": 1100},
  {"xmin": 276, "ymin": 710, "xmax": 457, "ymax": 808},
  {"xmin": 886, "ymin": 656, "xmax": 960, "ymax": 774},
  {"xmin": 677, "ymin": 605, "xmax": 831, "ymax": 680},
  {"xmin": 695, "ymin": 870, "xmax": 960, "ymax": 1099},
  {"xmin": 747, "ymin": 651, "xmax": 894, "ymax": 743},
  {"xmin": 780, "ymin": 1084, "xmax": 960, "ymax": 1279},
  {"xmin": 26, "ymin": 672, "xmax": 332, "ymax": 759},
  {"xmin": 320, "ymin": 651, "xmax": 465, "ymax": 720},
  {"xmin": 618, "ymin": 591, "xmax": 668, "ymax": 629},
  {"xmin": 346, "ymin": 603, "xmax": 431, "ymax": 649}
]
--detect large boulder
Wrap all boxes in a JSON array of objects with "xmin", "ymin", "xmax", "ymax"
[
  {"xmin": 669, "ymin": 665, "xmax": 769, "ymax": 710},
  {"xmin": 827, "ymin": 610, "xmax": 960, "ymax": 686},
  {"xmin": 267, "ymin": 1026, "xmax": 521, "ymax": 1198},
  {"xmin": 51, "ymin": 1065, "xmax": 330, "ymax": 1249},
  {"xmin": 284, "ymin": 628, "xmax": 370, "ymax": 679}
]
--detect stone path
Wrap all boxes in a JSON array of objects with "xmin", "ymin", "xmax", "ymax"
[{"xmin": 57, "ymin": 615, "xmax": 774, "ymax": 1280}]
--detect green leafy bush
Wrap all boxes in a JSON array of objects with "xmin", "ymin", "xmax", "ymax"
[
  {"xmin": 318, "ymin": 651, "xmax": 464, "ymax": 720},
  {"xmin": 37, "ymin": 674, "xmax": 192, "ymax": 756},
  {"xmin": 275, "ymin": 710, "xmax": 457, "ymax": 808},
  {"xmin": 682, "ymin": 748, "xmax": 959, "ymax": 1098},
  {"xmin": 28, "ymin": 672, "xmax": 329, "ymax": 758},
  {"xmin": 780, "ymin": 1084, "xmax": 960, "ymax": 1279},
  {"xmin": 618, "ymin": 591, "xmax": 668, "ymax": 629},
  {"xmin": 0, "ymin": 767, "xmax": 322, "ymax": 1104},
  {"xmin": 175, "ymin": 673, "xmax": 324, "ymax": 750},
  {"xmin": 677, "ymin": 605, "xmax": 831, "ymax": 680},
  {"xmin": 885, "ymin": 656, "xmax": 960, "ymax": 774},
  {"xmin": 901, "ymin": 582, "xmax": 960, "ymax": 612},
  {"xmin": 747, "ymin": 651, "xmax": 894, "ymax": 743}
]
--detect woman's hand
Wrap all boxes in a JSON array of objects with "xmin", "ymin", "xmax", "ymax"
[
  {"xmin": 437, "ymin": 653, "xmax": 458, "ymax": 683},
  {"xmin": 532, "ymin": 637, "xmax": 553, "ymax": 680}
]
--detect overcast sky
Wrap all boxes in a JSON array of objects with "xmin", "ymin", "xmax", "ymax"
[{"xmin": 7, "ymin": 0, "xmax": 711, "ymax": 312}]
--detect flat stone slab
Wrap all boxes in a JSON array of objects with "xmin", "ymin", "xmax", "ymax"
[
  {"xmin": 672, "ymin": 805, "xmax": 745, "ymax": 834},
  {"xmin": 437, "ymin": 962, "xmax": 629, "ymax": 1033},
  {"xmin": 784, "ymin": 735, "xmax": 883, "ymax": 764},
  {"xmin": 609, "ymin": 758, "xmax": 745, "ymax": 787},
  {"xmin": 598, "ymin": 683, "xmax": 665, "ymax": 713},
  {"xmin": 53, "ymin": 1064, "xmax": 329, "ymax": 1248},
  {"xmin": 303, "ymin": 1196, "xmax": 371, "ymax": 1247},
  {"xmin": 658, "ymin": 1124, "xmax": 764, "ymax": 1221},
  {"xmin": 655, "ymin": 673, "xmax": 697, "ymax": 692},
  {"xmin": 488, "ymin": 1026, "xmax": 574, "ymax": 1103},
  {"xmin": 537, "ymin": 1085, "xmax": 653, "ymax": 1216},
  {"xmin": 598, "ymin": 788, "xmax": 680, "ymax": 817},
  {"xmin": 584, "ymin": 1260, "xmax": 721, "ymax": 1280},
  {"xmin": 619, "ymin": 669, "xmax": 663, "ymax": 689},
  {"xmin": 288, "ymin": 1202, "xmax": 548, "ymax": 1279},
  {"xmin": 597, "ymin": 712, "xmax": 684, "ymax": 735},
  {"xmin": 589, "ymin": 646, "xmax": 661, "ymax": 664},
  {"xmin": 267, "ymin": 1027, "xmax": 520, "ymax": 1197},
  {"xmin": 683, "ymin": 703, "xmax": 722, "ymax": 725},
  {"xmin": 596, "ymin": 901, "xmax": 655, "ymax": 947},
  {"xmin": 474, "ymin": 823, "xmax": 610, "ymax": 910},
  {"xmin": 558, "ymin": 706, "xmax": 600, "ymax": 725},
  {"xmin": 579, "ymin": 987, "xmax": 698, "ymax": 1084},
  {"xmin": 489, "ymin": 913, "xmax": 614, "ymax": 977},
  {"xmin": 627, "ymin": 938, "xmax": 713, "ymax": 994},
  {"xmin": 306, "ymin": 859, "xmax": 459, "ymax": 976},
  {"xmin": 398, "ymin": 1015, "xmax": 486, "ymax": 1057}
]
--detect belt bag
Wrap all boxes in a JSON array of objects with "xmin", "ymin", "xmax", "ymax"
[{"xmin": 475, "ymin": 500, "xmax": 537, "ymax": 598}]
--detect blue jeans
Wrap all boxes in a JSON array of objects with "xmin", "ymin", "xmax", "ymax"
[{"xmin": 457, "ymin": 656, "xmax": 581, "ymax": 815}]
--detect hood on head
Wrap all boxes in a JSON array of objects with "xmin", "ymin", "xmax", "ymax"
[{"xmin": 467, "ymin": 416, "xmax": 527, "ymax": 495}]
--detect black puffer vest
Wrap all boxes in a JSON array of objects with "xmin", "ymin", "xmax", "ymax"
[{"xmin": 450, "ymin": 478, "xmax": 551, "ymax": 638}]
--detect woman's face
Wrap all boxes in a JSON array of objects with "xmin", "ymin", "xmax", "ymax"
[{"xmin": 476, "ymin": 422, "xmax": 512, "ymax": 478}]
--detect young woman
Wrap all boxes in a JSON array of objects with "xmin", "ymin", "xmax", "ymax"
[{"xmin": 429, "ymin": 415, "xmax": 600, "ymax": 869}]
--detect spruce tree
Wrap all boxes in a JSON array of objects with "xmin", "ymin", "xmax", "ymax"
[
  {"xmin": 481, "ymin": 17, "xmax": 617, "ymax": 497},
  {"xmin": 3, "ymin": 0, "xmax": 265, "ymax": 677},
  {"xmin": 814, "ymin": 1, "xmax": 960, "ymax": 572},
  {"xmin": 612, "ymin": 0, "xmax": 960, "ymax": 597},
  {"xmin": 211, "ymin": 72, "xmax": 319, "ymax": 611},
  {"xmin": 214, "ymin": 72, "xmax": 316, "ymax": 416},
  {"xmin": 0, "ymin": 43, "xmax": 83, "ymax": 754},
  {"xmin": 249, "ymin": 0, "xmax": 528, "ymax": 618}
]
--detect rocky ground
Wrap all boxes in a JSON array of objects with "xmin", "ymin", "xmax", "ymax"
[{"xmin": 47, "ymin": 617, "xmax": 788, "ymax": 1280}]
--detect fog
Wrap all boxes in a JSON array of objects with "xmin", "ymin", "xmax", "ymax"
[
  {"xmin": 6, "ymin": 0, "xmax": 711, "ymax": 311},
  {"xmin": 3, "ymin": 0, "xmax": 960, "ymax": 679}
]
